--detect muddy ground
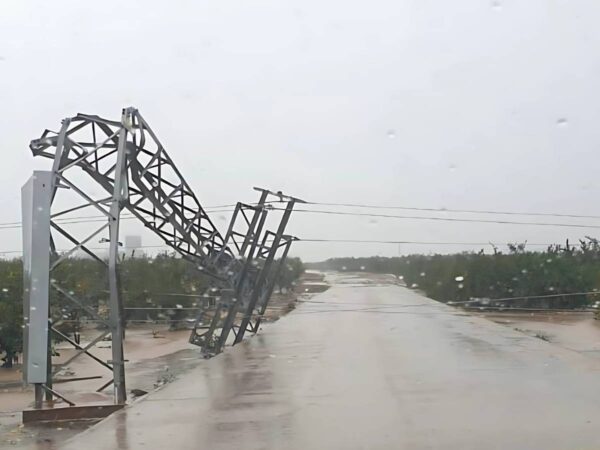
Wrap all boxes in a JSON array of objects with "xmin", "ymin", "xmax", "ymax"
[
  {"xmin": 475, "ymin": 310, "xmax": 600, "ymax": 357},
  {"xmin": 0, "ymin": 272, "xmax": 327, "ymax": 449}
]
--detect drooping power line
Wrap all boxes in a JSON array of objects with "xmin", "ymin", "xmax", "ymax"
[
  {"xmin": 278, "ymin": 208, "xmax": 600, "ymax": 230},
  {"xmin": 447, "ymin": 290, "xmax": 600, "ymax": 304},
  {"xmin": 0, "ymin": 239, "xmax": 579, "ymax": 256},
  {"xmin": 305, "ymin": 201, "xmax": 600, "ymax": 220}
]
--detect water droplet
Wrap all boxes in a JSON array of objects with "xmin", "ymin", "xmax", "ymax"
[
  {"xmin": 458, "ymin": 283, "xmax": 464, "ymax": 289},
  {"xmin": 420, "ymin": 272, "xmax": 426, "ymax": 277},
  {"xmin": 342, "ymin": 266, "xmax": 347, "ymax": 271},
  {"xmin": 30, "ymin": 306, "xmax": 36, "ymax": 311},
  {"xmin": 491, "ymin": 0, "xmax": 502, "ymax": 9},
  {"xmin": 448, "ymin": 163, "xmax": 457, "ymax": 172},
  {"xmin": 1, "ymin": 288, "xmax": 8, "ymax": 293},
  {"xmin": 455, "ymin": 276, "xmax": 464, "ymax": 282},
  {"xmin": 360, "ymin": 266, "xmax": 365, "ymax": 270},
  {"xmin": 176, "ymin": 304, "xmax": 183, "ymax": 309},
  {"xmin": 521, "ymin": 269, "xmax": 528, "ymax": 274},
  {"xmin": 556, "ymin": 118, "xmax": 568, "ymax": 127},
  {"xmin": 411, "ymin": 283, "xmax": 419, "ymax": 288},
  {"xmin": 386, "ymin": 129, "xmax": 396, "ymax": 139}
]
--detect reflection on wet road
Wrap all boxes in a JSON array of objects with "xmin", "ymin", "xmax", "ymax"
[{"xmin": 57, "ymin": 273, "xmax": 600, "ymax": 450}]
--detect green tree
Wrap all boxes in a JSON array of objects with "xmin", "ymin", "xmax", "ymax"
[{"xmin": 0, "ymin": 259, "xmax": 23, "ymax": 368}]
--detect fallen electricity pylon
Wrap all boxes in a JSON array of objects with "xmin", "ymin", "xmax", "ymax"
[{"xmin": 22, "ymin": 107, "xmax": 301, "ymax": 407}]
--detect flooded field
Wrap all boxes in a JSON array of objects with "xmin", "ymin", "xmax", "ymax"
[
  {"xmin": 0, "ymin": 326, "xmax": 199, "ymax": 448},
  {"xmin": 475, "ymin": 310, "xmax": 600, "ymax": 358}
]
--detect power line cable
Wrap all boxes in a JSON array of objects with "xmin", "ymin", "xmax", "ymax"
[
  {"xmin": 0, "ymin": 206, "xmax": 237, "ymax": 230},
  {"xmin": 297, "ymin": 239, "xmax": 564, "ymax": 246},
  {"xmin": 0, "ymin": 239, "xmax": 585, "ymax": 255},
  {"xmin": 305, "ymin": 201, "xmax": 600, "ymax": 220},
  {"xmin": 1, "ymin": 203, "xmax": 600, "ymax": 231},
  {"xmin": 275, "ymin": 208, "xmax": 600, "ymax": 230},
  {"xmin": 4, "ymin": 195, "xmax": 600, "ymax": 229},
  {"xmin": 447, "ymin": 290, "xmax": 600, "ymax": 304}
]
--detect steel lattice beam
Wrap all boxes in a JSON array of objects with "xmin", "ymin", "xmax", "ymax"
[{"xmin": 31, "ymin": 109, "xmax": 235, "ymax": 277}]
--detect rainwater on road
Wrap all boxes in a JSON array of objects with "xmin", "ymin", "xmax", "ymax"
[{"xmin": 54, "ymin": 272, "xmax": 600, "ymax": 450}]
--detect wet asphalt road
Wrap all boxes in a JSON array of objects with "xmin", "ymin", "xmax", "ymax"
[{"xmin": 57, "ymin": 273, "xmax": 600, "ymax": 450}]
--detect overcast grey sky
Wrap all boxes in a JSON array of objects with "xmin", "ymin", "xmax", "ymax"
[{"xmin": 2, "ymin": 0, "xmax": 600, "ymax": 261}]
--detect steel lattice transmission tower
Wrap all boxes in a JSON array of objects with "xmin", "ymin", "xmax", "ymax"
[{"xmin": 23, "ymin": 107, "xmax": 300, "ymax": 407}]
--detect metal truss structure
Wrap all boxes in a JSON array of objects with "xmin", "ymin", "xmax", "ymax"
[
  {"xmin": 25, "ymin": 107, "xmax": 300, "ymax": 406},
  {"xmin": 189, "ymin": 190, "xmax": 299, "ymax": 353}
]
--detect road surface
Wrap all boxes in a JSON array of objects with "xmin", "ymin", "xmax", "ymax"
[{"xmin": 56, "ymin": 272, "xmax": 600, "ymax": 449}]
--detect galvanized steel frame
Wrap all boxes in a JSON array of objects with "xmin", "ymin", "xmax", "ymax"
[{"xmin": 26, "ymin": 107, "xmax": 300, "ymax": 405}]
